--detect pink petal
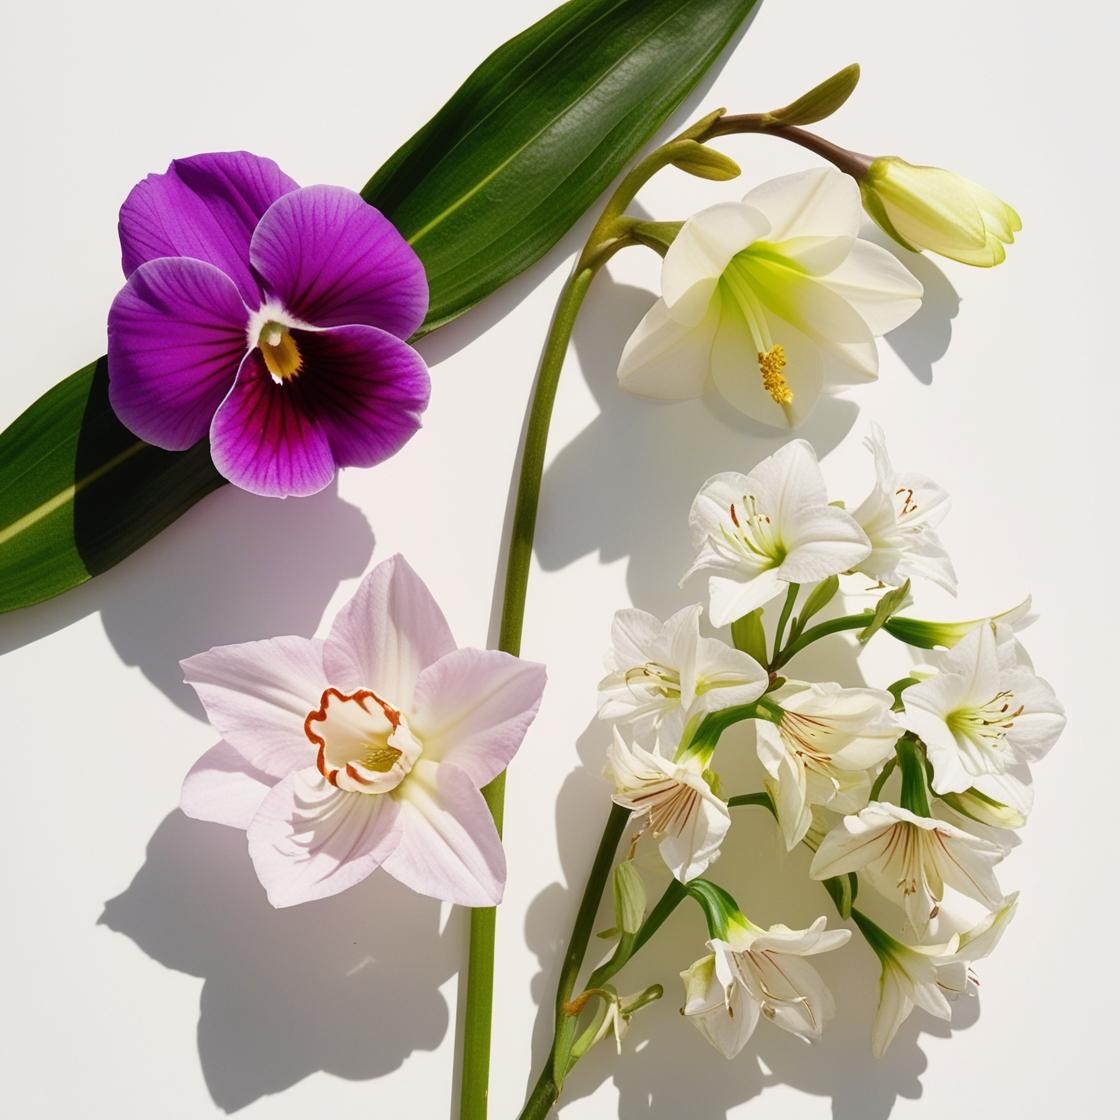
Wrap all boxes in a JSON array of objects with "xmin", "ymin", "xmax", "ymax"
[
  {"xmin": 381, "ymin": 760, "xmax": 505, "ymax": 906},
  {"xmin": 246, "ymin": 767, "xmax": 402, "ymax": 907},
  {"xmin": 250, "ymin": 185, "xmax": 428, "ymax": 338},
  {"xmin": 180, "ymin": 740, "xmax": 275, "ymax": 829},
  {"xmin": 181, "ymin": 636, "xmax": 326, "ymax": 777},
  {"xmin": 411, "ymin": 648, "xmax": 546, "ymax": 787},
  {"xmin": 323, "ymin": 554, "xmax": 456, "ymax": 708}
]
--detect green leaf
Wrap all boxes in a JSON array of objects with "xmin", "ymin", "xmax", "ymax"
[
  {"xmin": 858, "ymin": 579, "xmax": 913, "ymax": 642},
  {"xmin": 764, "ymin": 63, "xmax": 861, "ymax": 127},
  {"xmin": 0, "ymin": 0, "xmax": 761, "ymax": 615},
  {"xmin": 363, "ymin": 0, "xmax": 762, "ymax": 332}
]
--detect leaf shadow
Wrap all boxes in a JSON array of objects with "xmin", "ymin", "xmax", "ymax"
[
  {"xmin": 100, "ymin": 810, "xmax": 460, "ymax": 1113},
  {"xmin": 521, "ymin": 612, "xmax": 980, "ymax": 1117}
]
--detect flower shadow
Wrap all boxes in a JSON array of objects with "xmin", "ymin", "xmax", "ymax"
[
  {"xmin": 100, "ymin": 810, "xmax": 459, "ymax": 1113},
  {"xmin": 0, "ymin": 478, "xmax": 375, "ymax": 716},
  {"xmin": 522, "ymin": 615, "xmax": 980, "ymax": 1118}
]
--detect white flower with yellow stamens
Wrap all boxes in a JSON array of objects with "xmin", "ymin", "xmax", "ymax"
[
  {"xmin": 756, "ymin": 681, "xmax": 901, "ymax": 850},
  {"xmin": 616, "ymin": 167, "xmax": 923, "ymax": 428},
  {"xmin": 605, "ymin": 728, "xmax": 730, "ymax": 882},
  {"xmin": 902, "ymin": 623, "xmax": 1065, "ymax": 815},
  {"xmin": 597, "ymin": 603, "xmax": 767, "ymax": 749},
  {"xmin": 810, "ymin": 801, "xmax": 1009, "ymax": 930},
  {"xmin": 684, "ymin": 439, "xmax": 871, "ymax": 626}
]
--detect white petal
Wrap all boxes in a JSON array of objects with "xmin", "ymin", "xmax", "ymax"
[
  {"xmin": 323, "ymin": 554, "xmax": 456, "ymax": 708},
  {"xmin": 381, "ymin": 760, "xmax": 506, "ymax": 907},
  {"xmin": 180, "ymin": 740, "xmax": 274, "ymax": 830},
  {"xmin": 616, "ymin": 295, "xmax": 720, "ymax": 399},
  {"xmin": 661, "ymin": 201, "xmax": 770, "ymax": 323},
  {"xmin": 246, "ymin": 767, "xmax": 402, "ymax": 907},
  {"xmin": 411, "ymin": 648, "xmax": 546, "ymax": 787},
  {"xmin": 871, "ymin": 966, "xmax": 914, "ymax": 1058},
  {"xmin": 778, "ymin": 506, "xmax": 871, "ymax": 583},
  {"xmin": 820, "ymin": 240, "xmax": 923, "ymax": 335},
  {"xmin": 657, "ymin": 782, "xmax": 732, "ymax": 882},
  {"xmin": 741, "ymin": 168, "xmax": 861, "ymax": 246},
  {"xmin": 708, "ymin": 569, "xmax": 785, "ymax": 627},
  {"xmin": 609, "ymin": 607, "xmax": 668, "ymax": 667},
  {"xmin": 181, "ymin": 635, "xmax": 326, "ymax": 777}
]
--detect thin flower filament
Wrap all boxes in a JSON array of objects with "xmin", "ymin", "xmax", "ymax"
[
  {"xmin": 721, "ymin": 493, "xmax": 784, "ymax": 569},
  {"xmin": 948, "ymin": 690, "xmax": 1023, "ymax": 751}
]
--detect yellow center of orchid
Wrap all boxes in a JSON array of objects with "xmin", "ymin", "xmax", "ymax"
[
  {"xmin": 259, "ymin": 322, "xmax": 303, "ymax": 382},
  {"xmin": 758, "ymin": 344, "xmax": 793, "ymax": 405}
]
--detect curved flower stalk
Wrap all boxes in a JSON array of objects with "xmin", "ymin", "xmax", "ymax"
[
  {"xmin": 859, "ymin": 157, "xmax": 1021, "ymax": 267},
  {"xmin": 852, "ymin": 423, "xmax": 956, "ymax": 593},
  {"xmin": 681, "ymin": 913, "xmax": 850, "ymax": 1056},
  {"xmin": 902, "ymin": 622, "xmax": 1066, "ymax": 814},
  {"xmin": 617, "ymin": 168, "xmax": 923, "ymax": 427},
  {"xmin": 685, "ymin": 439, "xmax": 871, "ymax": 625},
  {"xmin": 179, "ymin": 554, "xmax": 545, "ymax": 907},
  {"xmin": 756, "ymin": 681, "xmax": 900, "ymax": 849},
  {"xmin": 108, "ymin": 152, "xmax": 430, "ymax": 497},
  {"xmin": 855, "ymin": 895, "xmax": 1018, "ymax": 1056},
  {"xmin": 810, "ymin": 801, "xmax": 1009, "ymax": 930},
  {"xmin": 598, "ymin": 603, "xmax": 767, "ymax": 748}
]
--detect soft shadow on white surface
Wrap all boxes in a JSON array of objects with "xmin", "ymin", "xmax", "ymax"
[
  {"xmin": 101, "ymin": 811, "xmax": 459, "ymax": 1113},
  {"xmin": 522, "ymin": 627, "xmax": 980, "ymax": 1117},
  {"xmin": 0, "ymin": 481, "xmax": 374, "ymax": 714}
]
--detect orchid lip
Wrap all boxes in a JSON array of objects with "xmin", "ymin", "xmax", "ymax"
[{"xmin": 304, "ymin": 686, "xmax": 422, "ymax": 794}]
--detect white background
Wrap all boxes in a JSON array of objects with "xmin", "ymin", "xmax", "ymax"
[{"xmin": 1, "ymin": 1, "xmax": 1115, "ymax": 1116}]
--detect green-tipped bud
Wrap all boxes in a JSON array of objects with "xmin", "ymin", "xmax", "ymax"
[
  {"xmin": 764, "ymin": 63, "xmax": 861, "ymax": 127},
  {"xmin": 612, "ymin": 859, "xmax": 647, "ymax": 936},
  {"xmin": 940, "ymin": 788, "xmax": 1027, "ymax": 830},
  {"xmin": 884, "ymin": 595, "xmax": 1033, "ymax": 650},
  {"xmin": 671, "ymin": 140, "xmax": 741, "ymax": 181},
  {"xmin": 859, "ymin": 156, "xmax": 1021, "ymax": 267},
  {"xmin": 796, "ymin": 574, "xmax": 840, "ymax": 631}
]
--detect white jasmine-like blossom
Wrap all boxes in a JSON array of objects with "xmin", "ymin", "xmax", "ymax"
[
  {"xmin": 902, "ymin": 623, "xmax": 1065, "ymax": 814},
  {"xmin": 680, "ymin": 916, "xmax": 851, "ymax": 1056},
  {"xmin": 864, "ymin": 893, "xmax": 1018, "ymax": 1056},
  {"xmin": 810, "ymin": 801, "xmax": 1008, "ymax": 930},
  {"xmin": 756, "ymin": 681, "xmax": 901, "ymax": 849},
  {"xmin": 685, "ymin": 440, "xmax": 871, "ymax": 626},
  {"xmin": 605, "ymin": 728, "xmax": 730, "ymax": 882},
  {"xmin": 617, "ymin": 168, "xmax": 923, "ymax": 427},
  {"xmin": 598, "ymin": 604, "xmax": 767, "ymax": 748},
  {"xmin": 851, "ymin": 422, "xmax": 956, "ymax": 593}
]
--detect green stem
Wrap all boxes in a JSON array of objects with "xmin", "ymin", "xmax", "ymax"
[
  {"xmin": 771, "ymin": 583, "xmax": 800, "ymax": 666},
  {"xmin": 770, "ymin": 611, "xmax": 874, "ymax": 671}
]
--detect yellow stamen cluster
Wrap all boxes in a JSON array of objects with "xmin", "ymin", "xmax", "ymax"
[
  {"xmin": 260, "ymin": 323, "xmax": 303, "ymax": 382},
  {"xmin": 758, "ymin": 344, "xmax": 793, "ymax": 405},
  {"xmin": 361, "ymin": 743, "xmax": 404, "ymax": 772}
]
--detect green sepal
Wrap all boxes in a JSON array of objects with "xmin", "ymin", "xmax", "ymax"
[{"xmin": 731, "ymin": 607, "xmax": 768, "ymax": 664}]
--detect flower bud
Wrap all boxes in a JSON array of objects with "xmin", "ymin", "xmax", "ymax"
[
  {"xmin": 859, "ymin": 157, "xmax": 1020, "ymax": 267},
  {"xmin": 612, "ymin": 859, "xmax": 647, "ymax": 936},
  {"xmin": 884, "ymin": 595, "xmax": 1033, "ymax": 650},
  {"xmin": 940, "ymin": 788, "xmax": 1027, "ymax": 830}
]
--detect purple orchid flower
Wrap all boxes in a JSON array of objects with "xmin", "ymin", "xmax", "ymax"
[{"xmin": 107, "ymin": 151, "xmax": 430, "ymax": 498}]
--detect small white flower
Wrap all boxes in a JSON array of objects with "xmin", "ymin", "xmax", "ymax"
[
  {"xmin": 852, "ymin": 423, "xmax": 956, "ymax": 593},
  {"xmin": 605, "ymin": 729, "xmax": 730, "ymax": 882},
  {"xmin": 598, "ymin": 604, "xmax": 767, "ymax": 748},
  {"xmin": 617, "ymin": 168, "xmax": 923, "ymax": 427},
  {"xmin": 681, "ymin": 916, "xmax": 851, "ymax": 1056},
  {"xmin": 865, "ymin": 893, "xmax": 1018, "ymax": 1057},
  {"xmin": 757, "ymin": 681, "xmax": 901, "ymax": 850},
  {"xmin": 810, "ymin": 801, "xmax": 1008, "ymax": 930},
  {"xmin": 902, "ymin": 622, "xmax": 1065, "ymax": 814},
  {"xmin": 685, "ymin": 440, "xmax": 871, "ymax": 626}
]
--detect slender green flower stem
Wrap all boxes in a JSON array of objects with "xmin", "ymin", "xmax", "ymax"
[
  {"xmin": 771, "ymin": 611, "xmax": 875, "ymax": 670},
  {"xmin": 771, "ymin": 583, "xmax": 800, "ymax": 664}
]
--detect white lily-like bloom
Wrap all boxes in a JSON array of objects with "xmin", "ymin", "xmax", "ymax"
[
  {"xmin": 810, "ymin": 801, "xmax": 1008, "ymax": 930},
  {"xmin": 852, "ymin": 423, "xmax": 956, "ymax": 593},
  {"xmin": 864, "ymin": 893, "xmax": 1018, "ymax": 1056},
  {"xmin": 902, "ymin": 623, "xmax": 1065, "ymax": 814},
  {"xmin": 598, "ymin": 604, "xmax": 767, "ymax": 748},
  {"xmin": 680, "ymin": 916, "xmax": 851, "ymax": 1056},
  {"xmin": 605, "ymin": 728, "xmax": 730, "ymax": 882},
  {"xmin": 756, "ymin": 681, "xmax": 901, "ymax": 850},
  {"xmin": 617, "ymin": 168, "xmax": 923, "ymax": 428},
  {"xmin": 685, "ymin": 440, "xmax": 871, "ymax": 626}
]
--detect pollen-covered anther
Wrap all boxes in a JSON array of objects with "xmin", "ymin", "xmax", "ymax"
[{"xmin": 758, "ymin": 344, "xmax": 793, "ymax": 405}]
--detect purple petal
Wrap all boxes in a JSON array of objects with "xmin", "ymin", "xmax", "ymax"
[
  {"xmin": 208, "ymin": 350, "xmax": 337, "ymax": 498},
  {"xmin": 250, "ymin": 185, "xmax": 428, "ymax": 338},
  {"xmin": 119, "ymin": 151, "xmax": 298, "ymax": 305},
  {"xmin": 293, "ymin": 324, "xmax": 430, "ymax": 469},
  {"xmin": 107, "ymin": 257, "xmax": 249, "ymax": 449}
]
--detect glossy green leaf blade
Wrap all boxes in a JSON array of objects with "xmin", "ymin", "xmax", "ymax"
[
  {"xmin": 363, "ymin": 0, "xmax": 760, "ymax": 330},
  {"xmin": 0, "ymin": 0, "xmax": 760, "ymax": 615}
]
